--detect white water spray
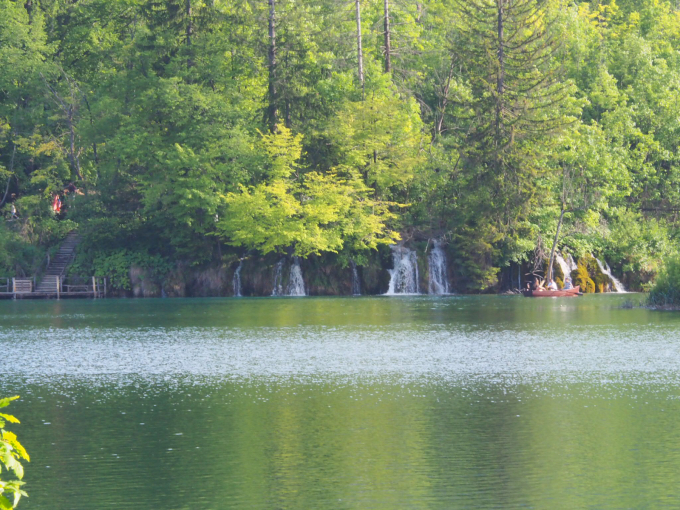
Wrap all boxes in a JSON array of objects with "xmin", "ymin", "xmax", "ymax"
[
  {"xmin": 555, "ymin": 253, "xmax": 573, "ymax": 287},
  {"xmin": 428, "ymin": 241, "xmax": 449, "ymax": 295},
  {"xmin": 566, "ymin": 254, "xmax": 578, "ymax": 272},
  {"xmin": 271, "ymin": 259, "xmax": 285, "ymax": 296},
  {"xmin": 286, "ymin": 257, "xmax": 306, "ymax": 296},
  {"xmin": 350, "ymin": 260, "xmax": 361, "ymax": 296},
  {"xmin": 233, "ymin": 260, "xmax": 243, "ymax": 297},
  {"xmin": 386, "ymin": 246, "xmax": 420, "ymax": 295},
  {"xmin": 595, "ymin": 258, "xmax": 626, "ymax": 293}
]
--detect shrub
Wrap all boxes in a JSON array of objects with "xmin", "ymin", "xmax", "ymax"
[
  {"xmin": 0, "ymin": 396, "xmax": 29, "ymax": 508},
  {"xmin": 648, "ymin": 257, "xmax": 680, "ymax": 307}
]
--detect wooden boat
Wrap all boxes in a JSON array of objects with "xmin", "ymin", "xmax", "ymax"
[{"xmin": 522, "ymin": 286, "xmax": 581, "ymax": 298}]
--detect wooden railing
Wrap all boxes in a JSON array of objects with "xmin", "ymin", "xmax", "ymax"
[
  {"xmin": 13, "ymin": 278, "xmax": 33, "ymax": 293},
  {"xmin": 60, "ymin": 276, "xmax": 107, "ymax": 298},
  {"xmin": 0, "ymin": 276, "xmax": 107, "ymax": 298}
]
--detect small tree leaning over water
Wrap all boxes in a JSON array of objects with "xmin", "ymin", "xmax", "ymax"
[{"xmin": 0, "ymin": 396, "xmax": 29, "ymax": 509}]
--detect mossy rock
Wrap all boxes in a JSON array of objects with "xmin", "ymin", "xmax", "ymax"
[
  {"xmin": 572, "ymin": 263, "xmax": 596, "ymax": 293},
  {"xmin": 542, "ymin": 257, "xmax": 564, "ymax": 282},
  {"xmin": 556, "ymin": 277, "xmax": 564, "ymax": 289},
  {"xmin": 585, "ymin": 277, "xmax": 596, "ymax": 293}
]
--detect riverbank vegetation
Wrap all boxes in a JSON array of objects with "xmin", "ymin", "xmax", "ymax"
[
  {"xmin": 1, "ymin": 0, "xmax": 679, "ymax": 293},
  {"xmin": 0, "ymin": 396, "xmax": 29, "ymax": 509},
  {"xmin": 648, "ymin": 257, "xmax": 680, "ymax": 307}
]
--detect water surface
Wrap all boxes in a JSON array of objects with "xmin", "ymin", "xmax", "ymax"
[{"xmin": 2, "ymin": 295, "xmax": 680, "ymax": 509}]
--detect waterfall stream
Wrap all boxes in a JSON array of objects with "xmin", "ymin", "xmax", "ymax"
[
  {"xmin": 350, "ymin": 260, "xmax": 361, "ymax": 296},
  {"xmin": 271, "ymin": 258, "xmax": 306, "ymax": 296},
  {"xmin": 386, "ymin": 246, "xmax": 420, "ymax": 295},
  {"xmin": 287, "ymin": 257, "xmax": 306, "ymax": 296},
  {"xmin": 566, "ymin": 254, "xmax": 578, "ymax": 272},
  {"xmin": 233, "ymin": 260, "xmax": 243, "ymax": 297},
  {"xmin": 595, "ymin": 258, "xmax": 626, "ymax": 293},
  {"xmin": 428, "ymin": 242, "xmax": 449, "ymax": 295},
  {"xmin": 554, "ymin": 253, "xmax": 573, "ymax": 288},
  {"xmin": 271, "ymin": 259, "xmax": 285, "ymax": 296}
]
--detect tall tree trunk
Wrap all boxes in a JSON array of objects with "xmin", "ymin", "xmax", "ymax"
[
  {"xmin": 355, "ymin": 0, "xmax": 365, "ymax": 98},
  {"xmin": 546, "ymin": 204, "xmax": 565, "ymax": 285},
  {"xmin": 434, "ymin": 56, "xmax": 456, "ymax": 139},
  {"xmin": 383, "ymin": 0, "xmax": 391, "ymax": 73},
  {"xmin": 0, "ymin": 141, "xmax": 16, "ymax": 207},
  {"xmin": 267, "ymin": 0, "xmax": 278, "ymax": 130},
  {"xmin": 67, "ymin": 105, "xmax": 82, "ymax": 180},
  {"xmin": 186, "ymin": 0, "xmax": 194, "ymax": 68},
  {"xmin": 495, "ymin": 0, "xmax": 505, "ymax": 151},
  {"xmin": 24, "ymin": 0, "xmax": 33, "ymax": 22}
]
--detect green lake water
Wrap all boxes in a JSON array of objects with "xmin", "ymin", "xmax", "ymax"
[{"xmin": 2, "ymin": 294, "xmax": 680, "ymax": 509}]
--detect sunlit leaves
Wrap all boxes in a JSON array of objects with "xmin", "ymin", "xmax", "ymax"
[
  {"xmin": 220, "ymin": 127, "xmax": 400, "ymax": 257},
  {"xmin": 0, "ymin": 397, "xmax": 28, "ymax": 509}
]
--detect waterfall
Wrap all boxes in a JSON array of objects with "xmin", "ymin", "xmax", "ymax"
[
  {"xmin": 428, "ymin": 241, "xmax": 449, "ymax": 294},
  {"xmin": 286, "ymin": 257, "xmax": 306, "ymax": 296},
  {"xmin": 271, "ymin": 259, "xmax": 285, "ymax": 296},
  {"xmin": 350, "ymin": 260, "xmax": 361, "ymax": 296},
  {"xmin": 271, "ymin": 258, "xmax": 306, "ymax": 296},
  {"xmin": 566, "ymin": 254, "xmax": 578, "ymax": 272},
  {"xmin": 595, "ymin": 258, "xmax": 626, "ymax": 293},
  {"xmin": 554, "ymin": 253, "xmax": 573, "ymax": 287},
  {"xmin": 386, "ymin": 246, "xmax": 420, "ymax": 295},
  {"xmin": 233, "ymin": 260, "xmax": 243, "ymax": 297}
]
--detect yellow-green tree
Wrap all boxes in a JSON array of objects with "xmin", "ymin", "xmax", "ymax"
[
  {"xmin": 0, "ymin": 396, "xmax": 29, "ymax": 509},
  {"xmin": 219, "ymin": 126, "xmax": 400, "ymax": 257}
]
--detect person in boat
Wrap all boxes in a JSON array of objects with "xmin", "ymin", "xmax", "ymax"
[
  {"xmin": 563, "ymin": 278, "xmax": 573, "ymax": 290},
  {"xmin": 547, "ymin": 279, "xmax": 558, "ymax": 291}
]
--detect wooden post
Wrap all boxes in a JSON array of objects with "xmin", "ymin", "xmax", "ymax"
[
  {"xmin": 12, "ymin": 278, "xmax": 15, "ymax": 300},
  {"xmin": 56, "ymin": 276, "xmax": 60, "ymax": 300},
  {"xmin": 92, "ymin": 276, "xmax": 97, "ymax": 298}
]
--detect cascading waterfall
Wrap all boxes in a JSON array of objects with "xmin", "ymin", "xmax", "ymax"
[
  {"xmin": 567, "ymin": 254, "xmax": 578, "ymax": 272},
  {"xmin": 271, "ymin": 259, "xmax": 285, "ymax": 296},
  {"xmin": 428, "ymin": 242, "xmax": 449, "ymax": 295},
  {"xmin": 595, "ymin": 258, "xmax": 626, "ymax": 293},
  {"xmin": 554, "ymin": 253, "xmax": 574, "ymax": 287},
  {"xmin": 233, "ymin": 260, "xmax": 243, "ymax": 297},
  {"xmin": 386, "ymin": 246, "xmax": 420, "ymax": 295},
  {"xmin": 286, "ymin": 257, "xmax": 306, "ymax": 296},
  {"xmin": 350, "ymin": 260, "xmax": 361, "ymax": 296}
]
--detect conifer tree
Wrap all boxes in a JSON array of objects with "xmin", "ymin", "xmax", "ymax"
[{"xmin": 452, "ymin": 0, "xmax": 577, "ymax": 226}]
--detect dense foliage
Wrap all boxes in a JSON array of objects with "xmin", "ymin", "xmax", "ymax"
[
  {"xmin": 0, "ymin": 396, "xmax": 29, "ymax": 509},
  {"xmin": 648, "ymin": 256, "xmax": 680, "ymax": 306},
  {"xmin": 1, "ymin": 0, "xmax": 680, "ymax": 291}
]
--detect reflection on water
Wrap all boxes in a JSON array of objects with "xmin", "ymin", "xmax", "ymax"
[{"xmin": 2, "ymin": 296, "xmax": 680, "ymax": 509}]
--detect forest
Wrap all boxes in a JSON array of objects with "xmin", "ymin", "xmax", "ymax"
[{"xmin": 1, "ymin": 0, "xmax": 679, "ymax": 295}]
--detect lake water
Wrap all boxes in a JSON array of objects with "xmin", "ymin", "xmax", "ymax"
[{"xmin": 2, "ymin": 295, "xmax": 680, "ymax": 509}]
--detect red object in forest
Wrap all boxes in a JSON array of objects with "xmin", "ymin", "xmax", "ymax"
[{"xmin": 52, "ymin": 195, "xmax": 62, "ymax": 213}]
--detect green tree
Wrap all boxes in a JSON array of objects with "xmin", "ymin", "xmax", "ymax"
[
  {"xmin": 0, "ymin": 396, "xmax": 29, "ymax": 509},
  {"xmin": 219, "ymin": 126, "xmax": 400, "ymax": 257}
]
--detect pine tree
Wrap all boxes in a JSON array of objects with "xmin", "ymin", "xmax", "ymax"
[{"xmin": 452, "ymin": 0, "xmax": 577, "ymax": 225}]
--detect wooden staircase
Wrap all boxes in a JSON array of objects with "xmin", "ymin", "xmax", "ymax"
[{"xmin": 36, "ymin": 231, "xmax": 80, "ymax": 293}]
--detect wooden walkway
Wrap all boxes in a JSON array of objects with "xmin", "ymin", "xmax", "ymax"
[
  {"xmin": 1, "ymin": 232, "xmax": 107, "ymax": 299},
  {"xmin": 0, "ymin": 277, "xmax": 106, "ymax": 299}
]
